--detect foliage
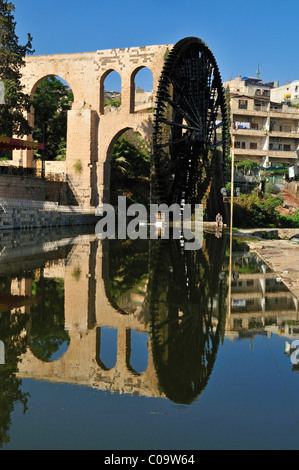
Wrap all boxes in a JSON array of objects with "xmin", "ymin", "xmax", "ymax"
[
  {"xmin": 0, "ymin": 276, "xmax": 30, "ymax": 447},
  {"xmin": 108, "ymin": 240, "xmax": 149, "ymax": 314},
  {"xmin": 30, "ymin": 277, "xmax": 69, "ymax": 362},
  {"xmin": 261, "ymin": 167, "xmax": 287, "ymax": 177},
  {"xmin": 71, "ymin": 266, "xmax": 81, "ymax": 281},
  {"xmin": 104, "ymin": 99, "xmax": 121, "ymax": 108},
  {"xmin": 0, "ymin": 0, "xmax": 34, "ymax": 138},
  {"xmin": 236, "ymin": 160, "xmax": 260, "ymax": 174},
  {"xmin": 233, "ymin": 193, "xmax": 299, "ymax": 228},
  {"xmin": 32, "ymin": 76, "xmax": 73, "ymax": 160},
  {"xmin": 55, "ymin": 137, "xmax": 67, "ymax": 161},
  {"xmin": 110, "ymin": 134, "xmax": 150, "ymax": 205},
  {"xmin": 73, "ymin": 159, "xmax": 82, "ymax": 174}
]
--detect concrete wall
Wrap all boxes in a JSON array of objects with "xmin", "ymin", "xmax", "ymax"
[{"xmin": 285, "ymin": 181, "xmax": 299, "ymax": 200}]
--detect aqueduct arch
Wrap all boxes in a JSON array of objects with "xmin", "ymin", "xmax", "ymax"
[
  {"xmin": 16, "ymin": 45, "xmax": 171, "ymax": 207},
  {"xmin": 103, "ymin": 126, "xmax": 151, "ymax": 204},
  {"xmin": 14, "ymin": 236, "xmax": 161, "ymax": 398}
]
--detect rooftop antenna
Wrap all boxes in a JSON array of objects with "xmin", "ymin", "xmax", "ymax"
[{"xmin": 257, "ymin": 64, "xmax": 261, "ymax": 80}]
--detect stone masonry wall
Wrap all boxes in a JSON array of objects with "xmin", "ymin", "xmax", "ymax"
[
  {"xmin": 0, "ymin": 175, "xmax": 78, "ymax": 205},
  {"xmin": 0, "ymin": 175, "xmax": 46, "ymax": 201},
  {"xmin": 0, "ymin": 205, "xmax": 96, "ymax": 231}
]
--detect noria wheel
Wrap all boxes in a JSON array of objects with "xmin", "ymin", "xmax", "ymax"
[{"xmin": 151, "ymin": 37, "xmax": 229, "ymax": 209}]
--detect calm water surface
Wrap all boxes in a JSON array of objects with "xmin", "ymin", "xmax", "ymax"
[{"xmin": 0, "ymin": 226, "xmax": 298, "ymax": 450}]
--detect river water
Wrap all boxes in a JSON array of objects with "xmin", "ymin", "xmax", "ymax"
[{"xmin": 0, "ymin": 226, "xmax": 298, "ymax": 450}]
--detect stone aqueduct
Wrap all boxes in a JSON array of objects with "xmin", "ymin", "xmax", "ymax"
[{"xmin": 15, "ymin": 44, "xmax": 172, "ymax": 206}]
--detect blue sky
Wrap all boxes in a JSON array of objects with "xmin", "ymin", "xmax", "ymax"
[{"xmin": 12, "ymin": 0, "xmax": 299, "ymax": 89}]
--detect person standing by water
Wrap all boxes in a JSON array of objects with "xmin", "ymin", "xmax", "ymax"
[{"xmin": 216, "ymin": 213, "xmax": 223, "ymax": 229}]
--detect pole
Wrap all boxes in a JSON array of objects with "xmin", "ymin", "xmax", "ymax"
[
  {"xmin": 42, "ymin": 122, "xmax": 46, "ymax": 179},
  {"xmin": 230, "ymin": 135, "xmax": 235, "ymax": 231},
  {"xmin": 228, "ymin": 135, "xmax": 235, "ymax": 323}
]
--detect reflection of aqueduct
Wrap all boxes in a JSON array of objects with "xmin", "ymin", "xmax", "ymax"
[
  {"xmin": 3, "ymin": 234, "xmax": 299, "ymax": 398},
  {"xmin": 8, "ymin": 235, "xmax": 164, "ymax": 398},
  {"xmin": 12, "ymin": 45, "xmax": 171, "ymax": 206}
]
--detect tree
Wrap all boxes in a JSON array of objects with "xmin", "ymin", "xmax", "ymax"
[
  {"xmin": 0, "ymin": 0, "xmax": 34, "ymax": 137},
  {"xmin": 110, "ymin": 134, "xmax": 150, "ymax": 205},
  {"xmin": 32, "ymin": 76, "xmax": 74, "ymax": 161}
]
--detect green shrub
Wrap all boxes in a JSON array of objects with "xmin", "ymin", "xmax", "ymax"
[
  {"xmin": 73, "ymin": 160, "xmax": 83, "ymax": 174},
  {"xmin": 104, "ymin": 100, "xmax": 121, "ymax": 108},
  {"xmin": 233, "ymin": 193, "xmax": 298, "ymax": 228}
]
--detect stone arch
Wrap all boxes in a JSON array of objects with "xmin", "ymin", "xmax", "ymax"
[
  {"xmin": 100, "ymin": 69, "xmax": 122, "ymax": 115},
  {"xmin": 130, "ymin": 66, "xmax": 154, "ymax": 114},
  {"xmin": 27, "ymin": 274, "xmax": 70, "ymax": 363},
  {"xmin": 126, "ymin": 329, "xmax": 149, "ymax": 376},
  {"xmin": 103, "ymin": 127, "xmax": 132, "ymax": 203},
  {"xmin": 102, "ymin": 126, "xmax": 151, "ymax": 205},
  {"xmin": 29, "ymin": 74, "xmax": 76, "ymax": 102},
  {"xmin": 96, "ymin": 326, "xmax": 118, "ymax": 371},
  {"xmin": 28, "ymin": 337, "xmax": 70, "ymax": 364}
]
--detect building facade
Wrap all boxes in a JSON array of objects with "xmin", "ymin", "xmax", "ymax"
[{"xmin": 224, "ymin": 76, "xmax": 299, "ymax": 169}]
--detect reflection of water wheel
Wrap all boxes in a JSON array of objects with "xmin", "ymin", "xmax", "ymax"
[
  {"xmin": 148, "ymin": 236, "xmax": 228, "ymax": 404},
  {"xmin": 152, "ymin": 37, "xmax": 229, "ymax": 215}
]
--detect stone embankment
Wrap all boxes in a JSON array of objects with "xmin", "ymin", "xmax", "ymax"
[
  {"xmin": 239, "ymin": 228, "xmax": 299, "ymax": 300},
  {"xmin": 0, "ymin": 198, "xmax": 97, "ymax": 231}
]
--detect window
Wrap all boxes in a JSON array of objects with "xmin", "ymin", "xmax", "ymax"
[
  {"xmin": 238, "ymin": 99, "xmax": 248, "ymax": 110},
  {"xmin": 250, "ymin": 142, "xmax": 258, "ymax": 149},
  {"xmin": 235, "ymin": 141, "xmax": 246, "ymax": 149},
  {"xmin": 283, "ymin": 144, "xmax": 291, "ymax": 151}
]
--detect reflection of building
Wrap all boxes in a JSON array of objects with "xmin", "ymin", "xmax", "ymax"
[
  {"xmin": 0, "ymin": 234, "xmax": 163, "ymax": 399},
  {"xmin": 2, "ymin": 231, "xmax": 299, "ymax": 402},
  {"xmin": 0, "ymin": 232, "xmax": 228, "ymax": 404},
  {"xmin": 225, "ymin": 252, "xmax": 299, "ymax": 340}
]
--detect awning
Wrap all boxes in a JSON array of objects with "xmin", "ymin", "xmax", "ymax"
[
  {"xmin": 0, "ymin": 136, "xmax": 44, "ymax": 151},
  {"xmin": 261, "ymin": 165, "xmax": 288, "ymax": 171}
]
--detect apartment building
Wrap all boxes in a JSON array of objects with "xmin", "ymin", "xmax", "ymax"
[
  {"xmin": 271, "ymin": 80, "xmax": 299, "ymax": 105},
  {"xmin": 224, "ymin": 76, "xmax": 299, "ymax": 169}
]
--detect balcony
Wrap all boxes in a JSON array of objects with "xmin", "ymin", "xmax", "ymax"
[
  {"xmin": 270, "ymin": 107, "xmax": 299, "ymax": 119},
  {"xmin": 234, "ymin": 148, "xmax": 268, "ymax": 157},
  {"xmin": 233, "ymin": 108, "xmax": 269, "ymax": 117},
  {"xmin": 268, "ymin": 149, "xmax": 298, "ymax": 159},
  {"xmin": 269, "ymin": 129, "xmax": 299, "ymax": 138},
  {"xmin": 232, "ymin": 121, "xmax": 267, "ymax": 136},
  {"xmin": 232, "ymin": 128, "xmax": 266, "ymax": 137}
]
